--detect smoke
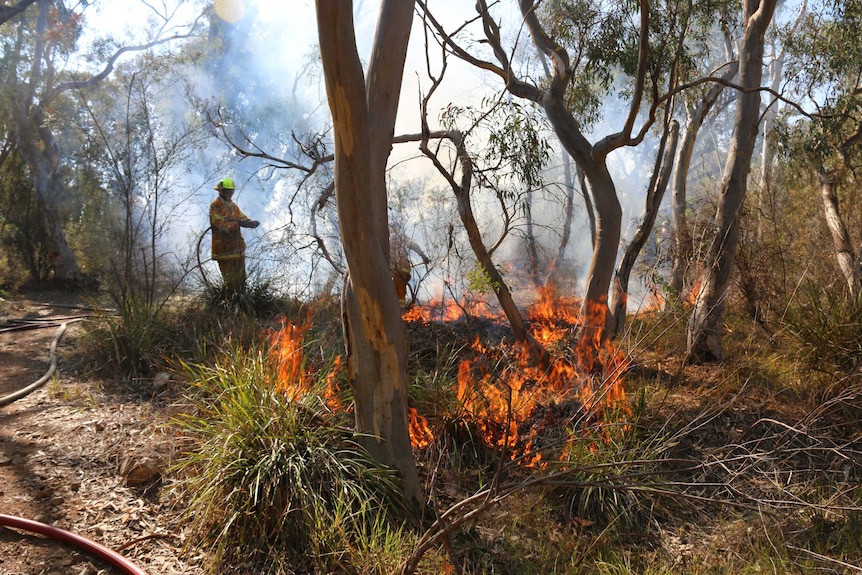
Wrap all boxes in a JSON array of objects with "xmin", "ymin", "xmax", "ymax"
[{"xmin": 77, "ymin": 0, "xmax": 728, "ymax": 306}]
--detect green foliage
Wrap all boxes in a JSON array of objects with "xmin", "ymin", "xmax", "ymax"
[
  {"xmin": 200, "ymin": 273, "xmax": 285, "ymax": 318},
  {"xmin": 784, "ymin": 282, "xmax": 862, "ymax": 373},
  {"xmin": 483, "ymin": 101, "xmax": 552, "ymax": 190},
  {"xmin": 171, "ymin": 344, "xmax": 404, "ymax": 574},
  {"xmin": 83, "ymin": 297, "xmax": 173, "ymax": 379},
  {"xmin": 0, "ymin": 161, "xmax": 56, "ymax": 282},
  {"xmin": 409, "ymin": 340, "xmax": 465, "ymax": 421},
  {"xmin": 439, "ymin": 99, "xmax": 551, "ymax": 192},
  {"xmin": 465, "ymin": 264, "xmax": 503, "ymax": 296}
]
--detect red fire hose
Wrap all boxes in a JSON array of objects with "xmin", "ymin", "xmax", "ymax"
[{"xmin": 0, "ymin": 514, "xmax": 150, "ymax": 575}]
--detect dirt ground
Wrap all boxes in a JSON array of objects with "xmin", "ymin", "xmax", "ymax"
[{"xmin": 0, "ymin": 296, "xmax": 207, "ymax": 575}]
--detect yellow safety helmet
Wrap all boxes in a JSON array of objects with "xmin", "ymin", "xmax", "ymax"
[{"xmin": 215, "ymin": 177, "xmax": 236, "ymax": 191}]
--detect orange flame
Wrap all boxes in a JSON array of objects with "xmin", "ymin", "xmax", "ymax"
[
  {"xmin": 634, "ymin": 277, "xmax": 665, "ymax": 315},
  {"xmin": 685, "ymin": 272, "xmax": 703, "ymax": 306},
  {"xmin": 408, "ymin": 407, "xmax": 434, "ymax": 449},
  {"xmin": 269, "ymin": 317, "xmax": 433, "ymax": 449},
  {"xmin": 269, "ymin": 316, "xmax": 312, "ymax": 399},
  {"xmin": 402, "ymin": 295, "xmax": 504, "ymax": 323},
  {"xmin": 528, "ymin": 284, "xmax": 582, "ymax": 324},
  {"xmin": 451, "ymin": 292, "xmax": 630, "ymax": 465},
  {"xmin": 268, "ymin": 316, "xmax": 346, "ymax": 413}
]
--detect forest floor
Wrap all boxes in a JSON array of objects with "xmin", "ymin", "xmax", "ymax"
[
  {"xmin": 0, "ymin": 292, "xmax": 860, "ymax": 574},
  {"xmin": 0, "ymin": 294, "xmax": 205, "ymax": 575}
]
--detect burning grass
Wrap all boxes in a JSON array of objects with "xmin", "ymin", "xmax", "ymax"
[
  {"xmin": 404, "ymin": 287, "xmax": 631, "ymax": 466},
  {"xmin": 242, "ymin": 290, "xmax": 862, "ymax": 574},
  {"xmin": 89, "ymin": 281, "xmax": 860, "ymax": 575},
  {"xmin": 264, "ymin": 285, "xmax": 634, "ymax": 465}
]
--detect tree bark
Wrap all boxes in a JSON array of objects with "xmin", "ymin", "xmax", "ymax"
[
  {"xmin": 609, "ymin": 120, "xmax": 679, "ymax": 337},
  {"xmin": 668, "ymin": 62, "xmax": 739, "ymax": 303},
  {"xmin": 543, "ymin": 98, "xmax": 622, "ymax": 343},
  {"xmin": 686, "ymin": 0, "xmax": 778, "ymax": 363},
  {"xmin": 419, "ymin": 0, "xmax": 654, "ymax": 348},
  {"xmin": 315, "ymin": 0, "xmax": 421, "ymax": 509},
  {"xmin": 818, "ymin": 170, "xmax": 860, "ymax": 297}
]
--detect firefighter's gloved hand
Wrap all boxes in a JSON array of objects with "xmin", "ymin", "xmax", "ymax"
[{"xmin": 239, "ymin": 219, "xmax": 260, "ymax": 228}]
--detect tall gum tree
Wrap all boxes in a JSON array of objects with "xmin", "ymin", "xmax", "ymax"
[
  {"xmin": 667, "ymin": 57, "xmax": 739, "ymax": 304},
  {"xmin": 315, "ymin": 0, "xmax": 422, "ymax": 508},
  {"xmin": 3, "ymin": 0, "xmax": 200, "ymax": 282},
  {"xmin": 781, "ymin": 0, "xmax": 862, "ymax": 298},
  {"xmin": 418, "ymin": 0, "xmax": 658, "ymax": 348},
  {"xmin": 686, "ymin": 0, "xmax": 778, "ymax": 363}
]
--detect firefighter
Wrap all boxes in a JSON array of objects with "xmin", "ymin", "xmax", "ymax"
[
  {"xmin": 390, "ymin": 220, "xmax": 430, "ymax": 308},
  {"xmin": 209, "ymin": 177, "xmax": 259, "ymax": 289}
]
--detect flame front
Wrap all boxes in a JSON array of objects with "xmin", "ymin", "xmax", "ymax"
[
  {"xmin": 268, "ymin": 284, "xmax": 630, "ymax": 459},
  {"xmin": 269, "ymin": 317, "xmax": 433, "ymax": 449},
  {"xmin": 453, "ymin": 291, "xmax": 630, "ymax": 465}
]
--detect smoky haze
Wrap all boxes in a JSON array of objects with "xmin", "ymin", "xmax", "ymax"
[{"xmin": 84, "ymin": 0, "xmax": 728, "ymax": 307}]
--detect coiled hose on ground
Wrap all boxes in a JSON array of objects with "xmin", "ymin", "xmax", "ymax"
[{"xmin": 0, "ymin": 312, "xmax": 151, "ymax": 574}]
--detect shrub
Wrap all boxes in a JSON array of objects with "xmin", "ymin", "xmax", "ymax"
[
  {"xmin": 784, "ymin": 281, "xmax": 862, "ymax": 373},
  {"xmin": 200, "ymin": 272, "xmax": 285, "ymax": 318},
  {"xmin": 82, "ymin": 296, "xmax": 172, "ymax": 378}
]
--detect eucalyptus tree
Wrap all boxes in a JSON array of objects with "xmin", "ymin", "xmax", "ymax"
[
  {"xmin": 414, "ymin": 57, "xmax": 553, "ymax": 365},
  {"xmin": 686, "ymin": 0, "xmax": 778, "ymax": 362},
  {"xmin": 778, "ymin": 0, "xmax": 862, "ymax": 298},
  {"xmin": 315, "ymin": 0, "xmax": 422, "ymax": 508},
  {"xmin": 667, "ymin": 19, "xmax": 740, "ymax": 305},
  {"xmin": 417, "ymin": 0, "xmax": 633, "ymax": 346},
  {"xmin": 609, "ymin": 118, "xmax": 679, "ymax": 335},
  {"xmin": 0, "ymin": 0, "xmax": 202, "ymax": 283},
  {"xmin": 419, "ymin": 0, "xmax": 724, "ymax": 348}
]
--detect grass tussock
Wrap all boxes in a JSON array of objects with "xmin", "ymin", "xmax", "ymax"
[
  {"xmin": 784, "ymin": 281, "xmax": 862, "ymax": 375},
  {"xmin": 169, "ymin": 342, "xmax": 407, "ymax": 574}
]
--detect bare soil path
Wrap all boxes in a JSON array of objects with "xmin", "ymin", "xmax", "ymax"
[{"xmin": 0, "ymin": 296, "xmax": 206, "ymax": 575}]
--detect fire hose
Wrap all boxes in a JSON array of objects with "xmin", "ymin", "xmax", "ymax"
[
  {"xmin": 0, "ymin": 320, "xmax": 71, "ymax": 407},
  {"xmin": 1, "ymin": 314, "xmax": 150, "ymax": 573},
  {"xmin": 0, "ymin": 514, "xmax": 150, "ymax": 575}
]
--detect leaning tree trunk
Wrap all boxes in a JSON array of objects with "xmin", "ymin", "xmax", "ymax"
[
  {"xmin": 818, "ymin": 170, "xmax": 860, "ymax": 297},
  {"xmin": 542, "ymin": 97, "xmax": 622, "ymax": 347},
  {"xmin": 316, "ymin": 0, "xmax": 421, "ymax": 509},
  {"xmin": 668, "ymin": 61, "xmax": 738, "ymax": 304},
  {"xmin": 418, "ymin": 127, "xmax": 550, "ymax": 368},
  {"xmin": 609, "ymin": 120, "xmax": 679, "ymax": 337},
  {"xmin": 449, "ymin": 135, "xmax": 549, "ymax": 367},
  {"xmin": 686, "ymin": 0, "xmax": 778, "ymax": 363}
]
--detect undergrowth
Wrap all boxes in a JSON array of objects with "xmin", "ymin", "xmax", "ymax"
[
  {"xmin": 170, "ymin": 341, "xmax": 412, "ymax": 574},
  {"xmin": 66, "ymin": 280, "xmax": 862, "ymax": 574},
  {"xmin": 784, "ymin": 281, "xmax": 862, "ymax": 375}
]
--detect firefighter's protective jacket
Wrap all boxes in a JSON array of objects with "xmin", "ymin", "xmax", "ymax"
[{"xmin": 209, "ymin": 197, "xmax": 248, "ymax": 261}]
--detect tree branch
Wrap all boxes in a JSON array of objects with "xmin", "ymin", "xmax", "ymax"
[{"xmin": 50, "ymin": 9, "xmax": 207, "ymax": 99}]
